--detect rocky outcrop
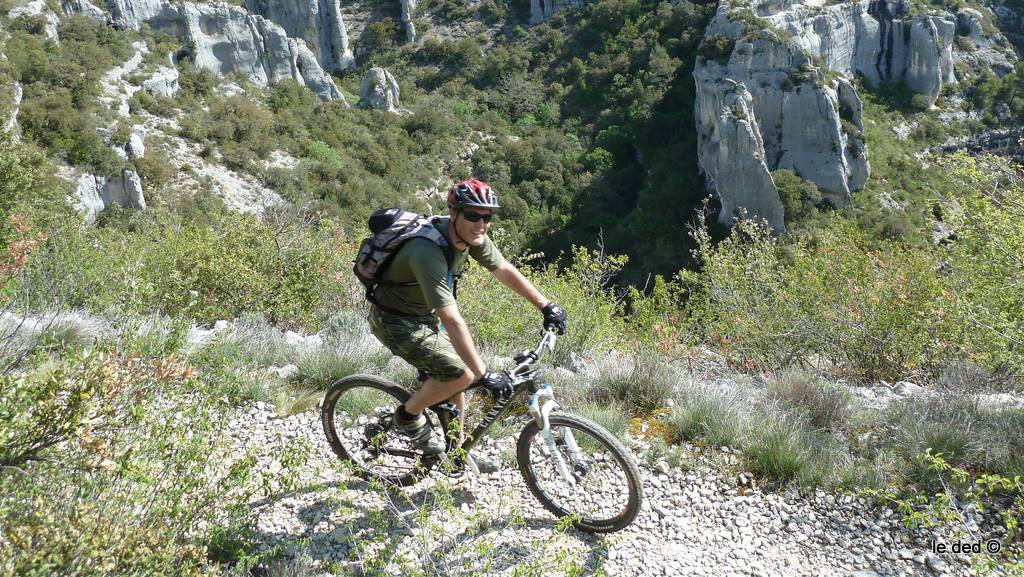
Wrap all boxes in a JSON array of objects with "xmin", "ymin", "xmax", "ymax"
[
  {"xmin": 401, "ymin": 0, "xmax": 417, "ymax": 42},
  {"xmin": 73, "ymin": 170, "xmax": 146, "ymax": 223},
  {"xmin": 10, "ymin": 0, "xmax": 61, "ymax": 40},
  {"xmin": 61, "ymin": 0, "xmax": 106, "ymax": 21},
  {"xmin": 955, "ymin": 7, "xmax": 1017, "ymax": 76},
  {"xmin": 106, "ymin": 170, "xmax": 146, "ymax": 209},
  {"xmin": 695, "ymin": 1, "xmax": 871, "ymax": 230},
  {"xmin": 530, "ymin": 0, "xmax": 582, "ymax": 24},
  {"xmin": 244, "ymin": 0, "xmax": 355, "ymax": 72},
  {"xmin": 111, "ymin": 126, "xmax": 146, "ymax": 160},
  {"xmin": 106, "ymin": 0, "xmax": 345, "ymax": 101},
  {"xmin": 358, "ymin": 67, "xmax": 405, "ymax": 114}
]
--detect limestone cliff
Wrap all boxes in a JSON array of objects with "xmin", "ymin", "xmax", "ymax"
[
  {"xmin": 692, "ymin": 0, "xmax": 979, "ymax": 230},
  {"xmin": 243, "ymin": 0, "xmax": 355, "ymax": 72},
  {"xmin": 696, "ymin": 0, "xmax": 872, "ymax": 231},
  {"xmin": 760, "ymin": 0, "xmax": 956, "ymax": 107},
  {"xmin": 105, "ymin": 0, "xmax": 345, "ymax": 101}
]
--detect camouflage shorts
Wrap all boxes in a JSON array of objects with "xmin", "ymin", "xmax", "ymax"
[{"xmin": 368, "ymin": 307, "xmax": 468, "ymax": 382}]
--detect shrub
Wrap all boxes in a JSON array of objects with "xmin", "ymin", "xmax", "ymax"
[
  {"xmin": 681, "ymin": 213, "xmax": 955, "ymax": 380},
  {"xmin": 885, "ymin": 394, "xmax": 1024, "ymax": 482},
  {"xmin": 765, "ymin": 367, "xmax": 852, "ymax": 432},
  {"xmin": 581, "ymin": 350, "xmax": 677, "ymax": 415},
  {"xmin": 0, "ymin": 352, "xmax": 258, "ymax": 575},
  {"xmin": 669, "ymin": 384, "xmax": 747, "ymax": 448},
  {"xmin": 743, "ymin": 409, "xmax": 846, "ymax": 486},
  {"xmin": 772, "ymin": 169, "xmax": 822, "ymax": 226},
  {"xmin": 458, "ymin": 244, "xmax": 631, "ymax": 364},
  {"xmin": 941, "ymin": 154, "xmax": 1024, "ymax": 377},
  {"xmin": 16, "ymin": 207, "xmax": 349, "ymax": 328}
]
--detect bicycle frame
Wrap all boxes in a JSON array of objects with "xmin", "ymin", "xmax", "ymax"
[
  {"xmin": 433, "ymin": 330, "xmax": 556, "ymax": 452},
  {"xmin": 431, "ymin": 330, "xmax": 583, "ymax": 484}
]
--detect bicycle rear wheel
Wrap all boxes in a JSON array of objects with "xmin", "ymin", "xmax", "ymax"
[
  {"xmin": 322, "ymin": 375, "xmax": 435, "ymax": 487},
  {"xmin": 517, "ymin": 413, "xmax": 643, "ymax": 533}
]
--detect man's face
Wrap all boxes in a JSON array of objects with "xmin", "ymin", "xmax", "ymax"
[{"xmin": 451, "ymin": 207, "xmax": 494, "ymax": 247}]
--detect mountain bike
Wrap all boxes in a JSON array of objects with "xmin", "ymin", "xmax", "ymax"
[{"xmin": 321, "ymin": 329, "xmax": 643, "ymax": 533}]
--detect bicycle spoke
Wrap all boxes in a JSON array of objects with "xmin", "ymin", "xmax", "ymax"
[
  {"xmin": 323, "ymin": 377, "xmax": 431, "ymax": 485},
  {"xmin": 518, "ymin": 413, "xmax": 642, "ymax": 532}
]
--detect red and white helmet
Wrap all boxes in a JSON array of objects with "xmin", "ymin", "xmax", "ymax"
[{"xmin": 448, "ymin": 179, "xmax": 500, "ymax": 209}]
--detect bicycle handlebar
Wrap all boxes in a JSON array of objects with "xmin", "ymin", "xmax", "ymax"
[{"xmin": 508, "ymin": 329, "xmax": 557, "ymax": 379}]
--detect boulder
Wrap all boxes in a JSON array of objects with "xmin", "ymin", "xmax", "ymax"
[
  {"xmin": 127, "ymin": 126, "xmax": 146, "ymax": 159},
  {"xmin": 73, "ymin": 174, "xmax": 107, "ymax": 224},
  {"xmin": 358, "ymin": 67, "xmax": 405, "ymax": 114},
  {"xmin": 103, "ymin": 170, "xmax": 147, "ymax": 210},
  {"xmin": 61, "ymin": 0, "xmax": 106, "ymax": 21},
  {"xmin": 142, "ymin": 65, "xmax": 180, "ymax": 98},
  {"xmin": 244, "ymin": 0, "xmax": 355, "ymax": 72},
  {"xmin": 10, "ymin": 0, "xmax": 61, "ymax": 40}
]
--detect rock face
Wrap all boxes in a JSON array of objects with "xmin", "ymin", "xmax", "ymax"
[
  {"xmin": 695, "ymin": 0, "xmax": 871, "ymax": 230},
  {"xmin": 4, "ymin": 82, "xmax": 22, "ymax": 141},
  {"xmin": 401, "ymin": 0, "xmax": 417, "ymax": 42},
  {"xmin": 692, "ymin": 0, "xmax": 981, "ymax": 230},
  {"xmin": 358, "ymin": 67, "xmax": 404, "ymax": 113},
  {"xmin": 105, "ymin": 0, "xmax": 345, "ymax": 102},
  {"xmin": 106, "ymin": 0, "xmax": 163, "ymax": 30},
  {"xmin": 244, "ymin": 0, "xmax": 355, "ymax": 72},
  {"xmin": 955, "ymin": 7, "xmax": 1017, "ymax": 76},
  {"xmin": 695, "ymin": 81, "xmax": 785, "ymax": 229},
  {"xmin": 761, "ymin": 0, "xmax": 956, "ymax": 107},
  {"xmin": 61, "ymin": 0, "xmax": 107, "ymax": 21},
  {"xmin": 529, "ymin": 0, "xmax": 582, "ymax": 24},
  {"xmin": 10, "ymin": 0, "xmax": 61, "ymax": 39}
]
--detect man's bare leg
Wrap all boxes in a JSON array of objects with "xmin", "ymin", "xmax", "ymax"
[{"xmin": 405, "ymin": 374, "xmax": 472, "ymax": 444}]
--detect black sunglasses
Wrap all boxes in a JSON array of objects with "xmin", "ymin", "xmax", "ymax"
[{"xmin": 460, "ymin": 210, "xmax": 494, "ymax": 223}]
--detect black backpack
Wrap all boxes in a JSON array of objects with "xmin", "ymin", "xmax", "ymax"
[{"xmin": 353, "ymin": 208, "xmax": 453, "ymax": 309}]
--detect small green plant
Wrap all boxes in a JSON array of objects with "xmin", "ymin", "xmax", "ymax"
[{"xmin": 863, "ymin": 450, "xmax": 1024, "ymax": 574}]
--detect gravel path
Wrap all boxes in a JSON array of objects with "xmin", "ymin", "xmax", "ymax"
[{"xmin": 225, "ymin": 401, "xmax": 1008, "ymax": 577}]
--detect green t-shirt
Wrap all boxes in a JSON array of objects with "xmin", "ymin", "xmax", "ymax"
[{"xmin": 372, "ymin": 216, "xmax": 506, "ymax": 316}]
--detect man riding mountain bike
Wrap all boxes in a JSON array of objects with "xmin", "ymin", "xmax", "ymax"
[{"xmin": 366, "ymin": 179, "xmax": 568, "ymax": 467}]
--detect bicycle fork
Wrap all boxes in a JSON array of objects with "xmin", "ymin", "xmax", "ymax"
[{"xmin": 528, "ymin": 384, "xmax": 585, "ymax": 485}]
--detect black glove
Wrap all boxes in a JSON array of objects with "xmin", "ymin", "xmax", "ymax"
[
  {"xmin": 476, "ymin": 370, "xmax": 513, "ymax": 401},
  {"xmin": 542, "ymin": 303, "xmax": 567, "ymax": 335}
]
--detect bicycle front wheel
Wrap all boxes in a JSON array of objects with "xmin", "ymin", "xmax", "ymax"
[
  {"xmin": 322, "ymin": 375, "xmax": 431, "ymax": 487},
  {"xmin": 517, "ymin": 412, "xmax": 643, "ymax": 533}
]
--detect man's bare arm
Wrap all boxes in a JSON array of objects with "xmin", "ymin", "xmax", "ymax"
[
  {"xmin": 490, "ymin": 262, "xmax": 550, "ymax": 311},
  {"xmin": 435, "ymin": 304, "xmax": 487, "ymax": 380}
]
